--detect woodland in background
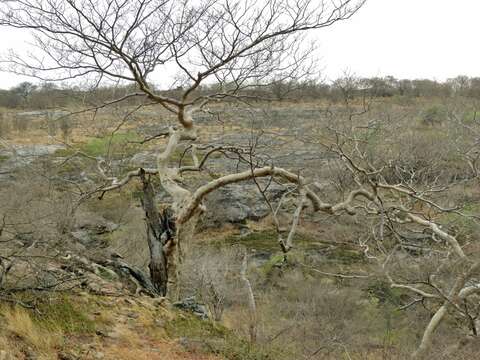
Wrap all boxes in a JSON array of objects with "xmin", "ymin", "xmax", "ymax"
[{"xmin": 2, "ymin": 75, "xmax": 480, "ymax": 110}]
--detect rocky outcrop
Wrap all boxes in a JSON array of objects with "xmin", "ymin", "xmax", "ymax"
[
  {"xmin": 0, "ymin": 144, "xmax": 65, "ymax": 181},
  {"xmin": 201, "ymin": 182, "xmax": 285, "ymax": 227},
  {"xmin": 71, "ymin": 215, "xmax": 120, "ymax": 248}
]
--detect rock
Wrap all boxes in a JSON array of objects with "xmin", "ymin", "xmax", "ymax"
[
  {"xmin": 71, "ymin": 230, "xmax": 93, "ymax": 246},
  {"xmin": 130, "ymin": 151, "xmax": 157, "ymax": 168},
  {"xmin": 70, "ymin": 214, "xmax": 119, "ymax": 247},
  {"xmin": 0, "ymin": 144, "xmax": 66, "ymax": 183},
  {"xmin": 106, "ymin": 329, "xmax": 122, "ymax": 339},
  {"xmin": 83, "ymin": 273, "xmax": 123, "ymax": 295},
  {"xmin": 12, "ymin": 144, "xmax": 65, "ymax": 157},
  {"xmin": 93, "ymin": 352, "xmax": 105, "ymax": 360},
  {"xmin": 173, "ymin": 297, "xmax": 209, "ymax": 319},
  {"xmin": 201, "ymin": 182, "xmax": 285, "ymax": 227},
  {"xmin": 238, "ymin": 225, "xmax": 253, "ymax": 237},
  {"xmin": 126, "ymin": 312, "xmax": 139, "ymax": 319},
  {"xmin": 24, "ymin": 348, "xmax": 37, "ymax": 360}
]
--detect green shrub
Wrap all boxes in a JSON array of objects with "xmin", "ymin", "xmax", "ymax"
[
  {"xmin": 421, "ymin": 105, "xmax": 447, "ymax": 126},
  {"xmin": 364, "ymin": 280, "xmax": 404, "ymax": 306}
]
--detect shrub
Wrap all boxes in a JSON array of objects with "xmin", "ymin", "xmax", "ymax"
[{"xmin": 422, "ymin": 105, "xmax": 447, "ymax": 126}]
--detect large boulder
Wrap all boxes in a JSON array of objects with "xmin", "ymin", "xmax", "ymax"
[
  {"xmin": 201, "ymin": 182, "xmax": 285, "ymax": 227},
  {"xmin": 71, "ymin": 214, "xmax": 120, "ymax": 247},
  {"xmin": 153, "ymin": 180, "xmax": 286, "ymax": 227},
  {"xmin": 130, "ymin": 151, "xmax": 157, "ymax": 168}
]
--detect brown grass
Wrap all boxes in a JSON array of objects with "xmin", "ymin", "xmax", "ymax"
[{"xmin": 3, "ymin": 306, "xmax": 63, "ymax": 358}]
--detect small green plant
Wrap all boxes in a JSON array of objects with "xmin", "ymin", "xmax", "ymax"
[
  {"xmin": 0, "ymin": 155, "xmax": 9, "ymax": 164},
  {"xmin": 421, "ymin": 105, "xmax": 446, "ymax": 126},
  {"xmin": 462, "ymin": 110, "xmax": 479, "ymax": 124},
  {"xmin": 55, "ymin": 131, "xmax": 141, "ymax": 158},
  {"xmin": 364, "ymin": 280, "xmax": 404, "ymax": 306}
]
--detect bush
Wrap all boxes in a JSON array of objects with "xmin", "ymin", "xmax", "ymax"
[{"xmin": 422, "ymin": 105, "xmax": 447, "ymax": 126}]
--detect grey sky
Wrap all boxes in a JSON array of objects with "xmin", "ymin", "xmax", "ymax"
[
  {"xmin": 319, "ymin": 0, "xmax": 480, "ymax": 81},
  {"xmin": 0, "ymin": 0, "xmax": 478, "ymax": 89}
]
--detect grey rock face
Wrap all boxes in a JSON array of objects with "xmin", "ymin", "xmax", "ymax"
[
  {"xmin": 0, "ymin": 144, "xmax": 65, "ymax": 168},
  {"xmin": 201, "ymin": 182, "xmax": 285, "ymax": 226},
  {"xmin": 173, "ymin": 296, "xmax": 209, "ymax": 319},
  {"xmin": 130, "ymin": 151, "xmax": 157, "ymax": 168},
  {"xmin": 13, "ymin": 144, "xmax": 65, "ymax": 157},
  {"xmin": 71, "ymin": 215, "xmax": 120, "ymax": 247},
  {"xmin": 71, "ymin": 230, "xmax": 93, "ymax": 246},
  {"xmin": 0, "ymin": 144, "xmax": 66, "ymax": 182},
  {"xmin": 153, "ymin": 180, "xmax": 286, "ymax": 227}
]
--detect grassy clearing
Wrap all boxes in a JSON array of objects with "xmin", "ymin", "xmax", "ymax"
[
  {"xmin": 56, "ymin": 131, "xmax": 141, "ymax": 158},
  {"xmin": 81, "ymin": 132, "xmax": 140, "ymax": 157}
]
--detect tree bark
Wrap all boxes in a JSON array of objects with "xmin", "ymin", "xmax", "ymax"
[{"xmin": 140, "ymin": 169, "xmax": 175, "ymax": 296}]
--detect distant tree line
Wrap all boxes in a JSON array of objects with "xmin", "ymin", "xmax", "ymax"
[{"xmin": 2, "ymin": 75, "xmax": 480, "ymax": 109}]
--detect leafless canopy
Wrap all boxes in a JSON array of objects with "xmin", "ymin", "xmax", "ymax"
[{"xmin": 0, "ymin": 0, "xmax": 364, "ymax": 107}]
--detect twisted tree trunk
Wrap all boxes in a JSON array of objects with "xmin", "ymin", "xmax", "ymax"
[{"xmin": 140, "ymin": 169, "xmax": 175, "ymax": 296}]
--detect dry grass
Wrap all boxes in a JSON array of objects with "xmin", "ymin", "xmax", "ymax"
[
  {"xmin": 3, "ymin": 306, "xmax": 63, "ymax": 358},
  {"xmin": 0, "ymin": 336, "xmax": 22, "ymax": 360}
]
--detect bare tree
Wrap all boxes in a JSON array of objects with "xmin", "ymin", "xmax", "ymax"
[
  {"xmin": 3, "ymin": 2, "xmax": 480, "ymax": 358},
  {"xmin": 0, "ymin": 0, "xmax": 366, "ymax": 293}
]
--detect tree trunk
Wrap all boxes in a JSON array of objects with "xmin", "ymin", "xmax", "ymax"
[{"xmin": 140, "ymin": 169, "xmax": 175, "ymax": 296}]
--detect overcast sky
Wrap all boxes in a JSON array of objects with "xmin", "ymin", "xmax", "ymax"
[{"xmin": 0, "ymin": 0, "xmax": 479, "ymax": 89}]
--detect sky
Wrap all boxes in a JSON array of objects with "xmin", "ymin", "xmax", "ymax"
[
  {"xmin": 318, "ymin": 0, "xmax": 480, "ymax": 82},
  {"xmin": 0, "ymin": 0, "xmax": 479, "ymax": 89}
]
